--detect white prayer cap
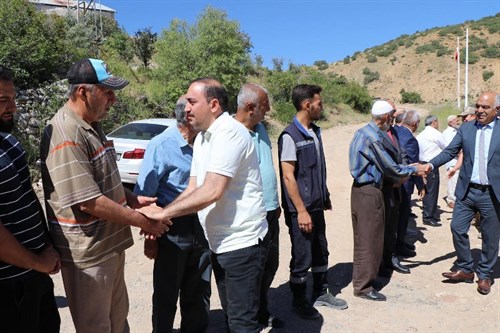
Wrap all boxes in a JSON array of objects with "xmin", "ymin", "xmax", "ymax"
[
  {"xmin": 371, "ymin": 100, "xmax": 394, "ymax": 116},
  {"xmin": 447, "ymin": 115, "xmax": 457, "ymax": 122}
]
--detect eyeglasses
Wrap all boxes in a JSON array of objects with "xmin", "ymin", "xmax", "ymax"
[{"xmin": 475, "ymin": 104, "xmax": 492, "ymax": 111}]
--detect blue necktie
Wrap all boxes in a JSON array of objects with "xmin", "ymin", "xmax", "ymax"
[{"xmin": 479, "ymin": 126, "xmax": 487, "ymax": 184}]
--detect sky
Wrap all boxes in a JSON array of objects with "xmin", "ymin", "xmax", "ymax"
[{"xmin": 105, "ymin": 0, "xmax": 499, "ymax": 68}]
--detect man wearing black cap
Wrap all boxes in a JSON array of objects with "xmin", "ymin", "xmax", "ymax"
[{"xmin": 40, "ymin": 58, "xmax": 170, "ymax": 333}]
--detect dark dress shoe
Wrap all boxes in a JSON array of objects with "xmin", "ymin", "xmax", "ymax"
[
  {"xmin": 378, "ymin": 266, "xmax": 393, "ymax": 278},
  {"xmin": 397, "ymin": 246, "xmax": 416, "ymax": 258},
  {"xmin": 391, "ymin": 256, "xmax": 411, "ymax": 274},
  {"xmin": 423, "ymin": 219, "xmax": 441, "ymax": 227},
  {"xmin": 356, "ymin": 290, "xmax": 386, "ymax": 301},
  {"xmin": 442, "ymin": 270, "xmax": 474, "ymax": 283},
  {"xmin": 477, "ymin": 278, "xmax": 491, "ymax": 295},
  {"xmin": 401, "ymin": 241, "xmax": 416, "ymax": 251}
]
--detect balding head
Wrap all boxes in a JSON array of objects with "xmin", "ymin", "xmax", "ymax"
[
  {"xmin": 475, "ymin": 91, "xmax": 497, "ymax": 125},
  {"xmin": 235, "ymin": 83, "xmax": 270, "ymax": 129}
]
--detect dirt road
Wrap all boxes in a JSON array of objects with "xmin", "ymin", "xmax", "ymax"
[{"xmin": 53, "ymin": 122, "xmax": 499, "ymax": 333}]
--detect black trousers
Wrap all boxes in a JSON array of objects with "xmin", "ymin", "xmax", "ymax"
[
  {"xmin": 258, "ymin": 208, "xmax": 280, "ymax": 320},
  {"xmin": 0, "ymin": 272, "xmax": 60, "ymax": 333},
  {"xmin": 382, "ymin": 184, "xmax": 401, "ymax": 266},
  {"xmin": 423, "ymin": 168, "xmax": 440, "ymax": 221},
  {"xmin": 152, "ymin": 215, "xmax": 211, "ymax": 333},
  {"xmin": 285, "ymin": 210, "xmax": 329, "ymax": 293}
]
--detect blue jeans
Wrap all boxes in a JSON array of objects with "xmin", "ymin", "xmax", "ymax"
[{"xmin": 211, "ymin": 235, "xmax": 269, "ymax": 333}]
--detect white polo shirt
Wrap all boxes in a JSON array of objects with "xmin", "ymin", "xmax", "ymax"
[
  {"xmin": 191, "ymin": 112, "xmax": 268, "ymax": 254},
  {"xmin": 417, "ymin": 125, "xmax": 448, "ymax": 162}
]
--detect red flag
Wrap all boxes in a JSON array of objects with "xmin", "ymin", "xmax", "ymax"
[{"xmin": 454, "ymin": 49, "xmax": 459, "ymax": 62}]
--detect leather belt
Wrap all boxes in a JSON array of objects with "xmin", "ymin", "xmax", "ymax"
[
  {"xmin": 469, "ymin": 183, "xmax": 491, "ymax": 190},
  {"xmin": 353, "ymin": 181, "xmax": 382, "ymax": 190}
]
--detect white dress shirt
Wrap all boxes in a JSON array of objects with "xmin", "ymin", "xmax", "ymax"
[
  {"xmin": 442, "ymin": 126, "xmax": 458, "ymax": 168},
  {"xmin": 417, "ymin": 125, "xmax": 448, "ymax": 162}
]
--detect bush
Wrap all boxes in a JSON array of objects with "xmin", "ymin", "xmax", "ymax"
[
  {"xmin": 482, "ymin": 70, "xmax": 494, "ymax": 81},
  {"xmin": 367, "ymin": 55, "xmax": 377, "ymax": 63},
  {"xmin": 481, "ymin": 45, "xmax": 500, "ymax": 58},
  {"xmin": 351, "ymin": 51, "xmax": 360, "ymax": 60},
  {"xmin": 400, "ymin": 89, "xmax": 423, "ymax": 103},
  {"xmin": 342, "ymin": 56, "xmax": 350, "ymax": 64},
  {"xmin": 314, "ymin": 60, "xmax": 329, "ymax": 70},
  {"xmin": 362, "ymin": 67, "xmax": 380, "ymax": 85},
  {"xmin": 459, "ymin": 50, "xmax": 480, "ymax": 64},
  {"xmin": 438, "ymin": 25, "xmax": 464, "ymax": 36},
  {"xmin": 272, "ymin": 101, "xmax": 296, "ymax": 124}
]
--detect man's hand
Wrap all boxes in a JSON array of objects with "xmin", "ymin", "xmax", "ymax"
[
  {"xmin": 35, "ymin": 245, "xmax": 61, "ymax": 275},
  {"xmin": 144, "ymin": 239, "xmax": 158, "ymax": 260},
  {"xmin": 137, "ymin": 205, "xmax": 172, "ymax": 239},
  {"xmin": 412, "ymin": 163, "xmax": 431, "ymax": 176},
  {"xmin": 447, "ymin": 168, "xmax": 458, "ymax": 179},
  {"xmin": 298, "ymin": 210, "xmax": 313, "ymax": 233},
  {"xmin": 418, "ymin": 188, "xmax": 426, "ymax": 200},
  {"xmin": 128, "ymin": 195, "xmax": 158, "ymax": 209}
]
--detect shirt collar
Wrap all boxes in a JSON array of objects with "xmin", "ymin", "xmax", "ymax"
[
  {"xmin": 202, "ymin": 112, "xmax": 228, "ymax": 142},
  {"xmin": 475, "ymin": 118, "xmax": 496, "ymax": 130}
]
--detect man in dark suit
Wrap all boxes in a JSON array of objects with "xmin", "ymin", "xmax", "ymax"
[
  {"xmin": 394, "ymin": 110, "xmax": 425, "ymax": 259},
  {"xmin": 379, "ymin": 100, "xmax": 411, "ymax": 275},
  {"xmin": 426, "ymin": 91, "xmax": 500, "ymax": 295}
]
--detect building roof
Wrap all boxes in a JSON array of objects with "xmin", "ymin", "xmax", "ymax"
[{"xmin": 29, "ymin": 0, "xmax": 116, "ymax": 13}]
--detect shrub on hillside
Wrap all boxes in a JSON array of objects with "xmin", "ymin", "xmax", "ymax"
[
  {"xmin": 272, "ymin": 101, "xmax": 296, "ymax": 124},
  {"xmin": 438, "ymin": 25, "xmax": 464, "ymax": 36},
  {"xmin": 342, "ymin": 56, "xmax": 350, "ymax": 64},
  {"xmin": 351, "ymin": 51, "xmax": 360, "ymax": 60},
  {"xmin": 482, "ymin": 70, "xmax": 494, "ymax": 81},
  {"xmin": 367, "ymin": 55, "xmax": 377, "ymax": 63},
  {"xmin": 459, "ymin": 50, "xmax": 480, "ymax": 64},
  {"xmin": 314, "ymin": 60, "xmax": 329, "ymax": 70},
  {"xmin": 400, "ymin": 89, "xmax": 423, "ymax": 104},
  {"xmin": 468, "ymin": 35, "xmax": 488, "ymax": 52},
  {"xmin": 362, "ymin": 67, "xmax": 380, "ymax": 85},
  {"xmin": 481, "ymin": 45, "xmax": 500, "ymax": 58}
]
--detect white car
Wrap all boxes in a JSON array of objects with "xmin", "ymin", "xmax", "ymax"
[{"xmin": 107, "ymin": 118, "xmax": 177, "ymax": 185}]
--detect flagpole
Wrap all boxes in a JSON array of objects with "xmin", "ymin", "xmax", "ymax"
[
  {"xmin": 457, "ymin": 37, "xmax": 460, "ymax": 109},
  {"xmin": 464, "ymin": 28, "xmax": 469, "ymax": 108}
]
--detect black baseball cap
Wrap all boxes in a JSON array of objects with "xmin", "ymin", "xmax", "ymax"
[{"xmin": 67, "ymin": 58, "xmax": 129, "ymax": 90}]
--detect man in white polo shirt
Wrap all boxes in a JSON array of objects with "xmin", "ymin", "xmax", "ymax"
[{"xmin": 140, "ymin": 78, "xmax": 268, "ymax": 333}]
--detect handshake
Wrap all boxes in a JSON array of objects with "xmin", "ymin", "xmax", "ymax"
[{"xmin": 409, "ymin": 162, "xmax": 433, "ymax": 177}]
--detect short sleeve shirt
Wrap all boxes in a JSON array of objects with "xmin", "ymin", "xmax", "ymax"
[
  {"xmin": 0, "ymin": 133, "xmax": 49, "ymax": 281},
  {"xmin": 40, "ymin": 105, "xmax": 133, "ymax": 269},
  {"xmin": 191, "ymin": 113, "xmax": 267, "ymax": 254}
]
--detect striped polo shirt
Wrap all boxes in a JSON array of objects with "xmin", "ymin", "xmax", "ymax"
[
  {"xmin": 0, "ymin": 132, "xmax": 49, "ymax": 282},
  {"xmin": 40, "ymin": 105, "xmax": 133, "ymax": 269}
]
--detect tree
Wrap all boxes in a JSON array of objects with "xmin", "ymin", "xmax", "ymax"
[
  {"xmin": 152, "ymin": 7, "xmax": 252, "ymax": 112},
  {"xmin": 134, "ymin": 27, "xmax": 157, "ymax": 67},
  {"xmin": 0, "ymin": 0, "xmax": 71, "ymax": 88}
]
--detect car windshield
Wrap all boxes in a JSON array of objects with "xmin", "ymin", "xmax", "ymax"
[{"xmin": 108, "ymin": 123, "xmax": 168, "ymax": 140}]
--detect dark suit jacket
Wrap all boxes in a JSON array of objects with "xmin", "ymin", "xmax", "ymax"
[
  {"xmin": 394, "ymin": 125, "xmax": 425, "ymax": 192},
  {"xmin": 429, "ymin": 119, "xmax": 500, "ymax": 201},
  {"xmin": 381, "ymin": 126, "xmax": 403, "ymax": 206}
]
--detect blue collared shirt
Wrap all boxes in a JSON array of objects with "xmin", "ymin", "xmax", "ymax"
[
  {"xmin": 349, "ymin": 121, "xmax": 417, "ymax": 186},
  {"xmin": 134, "ymin": 126, "xmax": 193, "ymax": 206},
  {"xmin": 470, "ymin": 119, "xmax": 495, "ymax": 185},
  {"xmin": 251, "ymin": 122, "xmax": 279, "ymax": 211}
]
